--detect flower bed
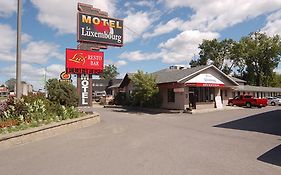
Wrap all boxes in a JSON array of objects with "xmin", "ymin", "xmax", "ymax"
[{"xmin": 0, "ymin": 93, "xmax": 83, "ymax": 134}]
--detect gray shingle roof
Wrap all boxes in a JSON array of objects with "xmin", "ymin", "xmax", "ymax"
[
  {"xmin": 228, "ymin": 76, "xmax": 246, "ymax": 83},
  {"xmin": 152, "ymin": 65, "xmax": 211, "ymax": 84},
  {"xmin": 234, "ymin": 85, "xmax": 281, "ymax": 92}
]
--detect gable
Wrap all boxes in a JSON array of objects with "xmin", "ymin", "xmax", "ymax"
[
  {"xmin": 179, "ymin": 66, "xmax": 239, "ymax": 87},
  {"xmin": 185, "ymin": 73, "xmax": 224, "ymax": 87}
]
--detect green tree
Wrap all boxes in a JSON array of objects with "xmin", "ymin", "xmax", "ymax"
[
  {"xmin": 270, "ymin": 73, "xmax": 281, "ymax": 87},
  {"xmin": 240, "ymin": 32, "xmax": 281, "ymax": 86},
  {"xmin": 46, "ymin": 79, "xmax": 78, "ymax": 107},
  {"xmin": 131, "ymin": 71, "xmax": 162, "ymax": 108},
  {"xmin": 5, "ymin": 78, "xmax": 16, "ymax": 91},
  {"xmin": 99, "ymin": 64, "xmax": 119, "ymax": 80},
  {"xmin": 191, "ymin": 39, "xmax": 240, "ymax": 74}
]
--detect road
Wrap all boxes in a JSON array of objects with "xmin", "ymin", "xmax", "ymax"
[{"xmin": 0, "ymin": 106, "xmax": 280, "ymax": 175}]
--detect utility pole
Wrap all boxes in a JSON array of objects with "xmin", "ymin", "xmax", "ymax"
[{"xmin": 16, "ymin": 0, "xmax": 22, "ymax": 98}]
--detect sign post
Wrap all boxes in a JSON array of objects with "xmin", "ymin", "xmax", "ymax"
[{"xmin": 73, "ymin": 3, "xmax": 123, "ymax": 107}]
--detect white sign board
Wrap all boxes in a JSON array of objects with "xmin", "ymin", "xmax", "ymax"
[
  {"xmin": 186, "ymin": 74, "xmax": 224, "ymax": 87},
  {"xmin": 174, "ymin": 88, "xmax": 185, "ymax": 93},
  {"xmin": 215, "ymin": 96, "xmax": 223, "ymax": 109}
]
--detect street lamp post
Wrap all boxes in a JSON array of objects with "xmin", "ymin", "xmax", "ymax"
[{"xmin": 16, "ymin": 0, "xmax": 22, "ymax": 98}]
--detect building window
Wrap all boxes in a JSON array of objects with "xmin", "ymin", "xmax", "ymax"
[
  {"xmin": 190, "ymin": 87, "xmax": 215, "ymax": 103},
  {"xmin": 167, "ymin": 88, "xmax": 175, "ymax": 102},
  {"xmin": 224, "ymin": 90, "xmax": 227, "ymax": 97}
]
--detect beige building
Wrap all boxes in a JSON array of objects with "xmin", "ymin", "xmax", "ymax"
[{"xmin": 119, "ymin": 65, "xmax": 281, "ymax": 110}]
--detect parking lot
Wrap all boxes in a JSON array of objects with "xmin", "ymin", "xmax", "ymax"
[{"xmin": 0, "ymin": 106, "xmax": 280, "ymax": 175}]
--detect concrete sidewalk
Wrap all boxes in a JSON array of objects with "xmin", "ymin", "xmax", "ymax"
[{"xmin": 103, "ymin": 104, "xmax": 243, "ymax": 114}]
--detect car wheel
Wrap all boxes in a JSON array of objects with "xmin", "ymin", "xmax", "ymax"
[
  {"xmin": 246, "ymin": 102, "xmax": 251, "ymax": 108},
  {"xmin": 229, "ymin": 102, "xmax": 233, "ymax": 106},
  {"xmin": 271, "ymin": 102, "xmax": 276, "ymax": 106}
]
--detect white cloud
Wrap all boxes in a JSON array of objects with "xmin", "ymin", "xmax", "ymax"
[
  {"xmin": 0, "ymin": 24, "xmax": 16, "ymax": 61},
  {"xmin": 45, "ymin": 64, "xmax": 65, "ymax": 78},
  {"xmin": 22, "ymin": 41, "xmax": 63, "ymax": 64},
  {"xmin": 119, "ymin": 50, "xmax": 161, "ymax": 61},
  {"xmin": 30, "ymin": 0, "xmax": 116, "ymax": 34},
  {"xmin": 159, "ymin": 30, "xmax": 219, "ymax": 63},
  {"xmin": 0, "ymin": 0, "xmax": 17, "ymax": 17},
  {"xmin": 143, "ymin": 18, "xmax": 184, "ymax": 38},
  {"xmin": 124, "ymin": 11, "xmax": 157, "ymax": 43},
  {"xmin": 162, "ymin": 0, "xmax": 281, "ymax": 32},
  {"xmin": 262, "ymin": 9, "xmax": 281, "ymax": 36},
  {"xmin": 120, "ymin": 30, "xmax": 219, "ymax": 64},
  {"xmin": 114, "ymin": 60, "xmax": 127, "ymax": 67},
  {"xmin": 0, "ymin": 63, "xmax": 65, "ymax": 90},
  {"xmin": 133, "ymin": 1, "xmax": 155, "ymax": 8}
]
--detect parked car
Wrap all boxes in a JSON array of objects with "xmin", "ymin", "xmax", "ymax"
[
  {"xmin": 228, "ymin": 95, "xmax": 268, "ymax": 108},
  {"xmin": 267, "ymin": 97, "xmax": 281, "ymax": 106},
  {"xmin": 93, "ymin": 91, "xmax": 106, "ymax": 102}
]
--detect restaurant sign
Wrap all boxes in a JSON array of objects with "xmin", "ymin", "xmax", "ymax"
[
  {"xmin": 77, "ymin": 12, "xmax": 123, "ymax": 47},
  {"xmin": 66, "ymin": 48, "xmax": 104, "ymax": 74},
  {"xmin": 185, "ymin": 74, "xmax": 225, "ymax": 87}
]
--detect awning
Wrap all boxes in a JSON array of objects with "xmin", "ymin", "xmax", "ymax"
[{"xmin": 185, "ymin": 74, "xmax": 224, "ymax": 87}]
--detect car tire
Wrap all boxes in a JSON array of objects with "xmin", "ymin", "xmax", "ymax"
[
  {"xmin": 271, "ymin": 102, "xmax": 276, "ymax": 106},
  {"xmin": 246, "ymin": 102, "xmax": 251, "ymax": 108},
  {"xmin": 228, "ymin": 102, "xmax": 233, "ymax": 106}
]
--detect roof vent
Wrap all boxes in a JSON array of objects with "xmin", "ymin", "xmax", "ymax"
[{"xmin": 169, "ymin": 65, "xmax": 187, "ymax": 70}]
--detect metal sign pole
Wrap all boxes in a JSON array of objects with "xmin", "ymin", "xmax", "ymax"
[{"xmin": 16, "ymin": 0, "xmax": 22, "ymax": 98}]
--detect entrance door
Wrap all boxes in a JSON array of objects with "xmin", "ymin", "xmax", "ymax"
[{"xmin": 189, "ymin": 92, "xmax": 196, "ymax": 109}]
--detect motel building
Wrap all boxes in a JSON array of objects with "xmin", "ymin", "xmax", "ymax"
[{"xmin": 119, "ymin": 65, "xmax": 281, "ymax": 110}]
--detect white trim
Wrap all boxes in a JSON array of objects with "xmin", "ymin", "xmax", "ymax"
[
  {"xmin": 185, "ymin": 73, "xmax": 224, "ymax": 85},
  {"xmin": 177, "ymin": 65, "xmax": 239, "ymax": 86},
  {"xmin": 177, "ymin": 65, "xmax": 213, "ymax": 82}
]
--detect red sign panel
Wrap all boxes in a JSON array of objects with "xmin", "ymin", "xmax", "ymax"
[
  {"xmin": 185, "ymin": 83, "xmax": 224, "ymax": 87},
  {"xmin": 66, "ymin": 49, "xmax": 104, "ymax": 74}
]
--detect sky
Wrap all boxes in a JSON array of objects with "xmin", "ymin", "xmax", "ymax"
[{"xmin": 1, "ymin": 0, "xmax": 281, "ymax": 90}]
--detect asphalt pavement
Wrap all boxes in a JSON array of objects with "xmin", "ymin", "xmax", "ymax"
[{"xmin": 0, "ymin": 106, "xmax": 280, "ymax": 175}]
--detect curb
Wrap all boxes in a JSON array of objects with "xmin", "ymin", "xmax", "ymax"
[
  {"xmin": 0, "ymin": 113, "xmax": 100, "ymax": 150},
  {"xmin": 104, "ymin": 105, "xmax": 183, "ymax": 114},
  {"xmin": 186, "ymin": 106, "xmax": 245, "ymax": 114}
]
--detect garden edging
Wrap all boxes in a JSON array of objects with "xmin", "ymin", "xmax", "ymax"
[{"xmin": 0, "ymin": 113, "xmax": 100, "ymax": 150}]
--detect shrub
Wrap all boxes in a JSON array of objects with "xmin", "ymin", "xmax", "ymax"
[
  {"xmin": 0, "ymin": 91, "xmax": 81, "ymax": 134},
  {"xmin": 131, "ymin": 71, "xmax": 162, "ymax": 108},
  {"xmin": 114, "ymin": 92, "xmax": 126, "ymax": 105},
  {"xmin": 46, "ymin": 79, "xmax": 78, "ymax": 107}
]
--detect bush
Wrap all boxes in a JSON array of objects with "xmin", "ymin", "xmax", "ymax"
[
  {"xmin": 46, "ymin": 79, "xmax": 78, "ymax": 107},
  {"xmin": 0, "ymin": 92, "xmax": 81, "ymax": 134},
  {"xmin": 131, "ymin": 71, "xmax": 162, "ymax": 108},
  {"xmin": 114, "ymin": 92, "xmax": 126, "ymax": 105}
]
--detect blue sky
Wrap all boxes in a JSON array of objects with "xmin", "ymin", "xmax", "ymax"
[{"xmin": 0, "ymin": 0, "xmax": 281, "ymax": 90}]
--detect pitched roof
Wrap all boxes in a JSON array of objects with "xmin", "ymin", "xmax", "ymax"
[
  {"xmin": 228, "ymin": 76, "xmax": 247, "ymax": 83},
  {"xmin": 234, "ymin": 85, "xmax": 281, "ymax": 92},
  {"xmin": 121, "ymin": 65, "xmax": 240, "ymax": 87},
  {"xmin": 152, "ymin": 65, "xmax": 211, "ymax": 84},
  {"xmin": 152, "ymin": 65, "xmax": 239, "ymax": 86}
]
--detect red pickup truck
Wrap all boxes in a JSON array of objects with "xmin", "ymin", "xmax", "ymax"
[{"xmin": 228, "ymin": 95, "xmax": 268, "ymax": 108}]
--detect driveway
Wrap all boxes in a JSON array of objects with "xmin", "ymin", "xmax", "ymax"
[{"xmin": 0, "ymin": 106, "xmax": 280, "ymax": 175}]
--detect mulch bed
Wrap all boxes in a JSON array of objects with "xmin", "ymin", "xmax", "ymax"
[{"xmin": 0, "ymin": 120, "xmax": 19, "ymax": 128}]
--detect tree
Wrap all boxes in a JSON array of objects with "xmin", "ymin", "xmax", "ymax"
[
  {"xmin": 239, "ymin": 32, "xmax": 281, "ymax": 86},
  {"xmin": 46, "ymin": 79, "xmax": 78, "ymax": 107},
  {"xmin": 5, "ymin": 78, "xmax": 16, "ymax": 91},
  {"xmin": 191, "ymin": 39, "xmax": 240, "ymax": 74},
  {"xmin": 99, "ymin": 64, "xmax": 119, "ymax": 80},
  {"xmin": 131, "ymin": 71, "xmax": 162, "ymax": 108},
  {"xmin": 270, "ymin": 73, "xmax": 281, "ymax": 87}
]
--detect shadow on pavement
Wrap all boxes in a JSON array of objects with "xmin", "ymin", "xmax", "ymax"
[
  {"xmin": 214, "ymin": 110, "xmax": 281, "ymax": 136},
  {"xmin": 214, "ymin": 109, "xmax": 281, "ymax": 167},
  {"xmin": 111, "ymin": 107, "xmax": 179, "ymax": 115},
  {"xmin": 257, "ymin": 144, "xmax": 281, "ymax": 167},
  {"xmin": 102, "ymin": 105, "xmax": 182, "ymax": 115}
]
